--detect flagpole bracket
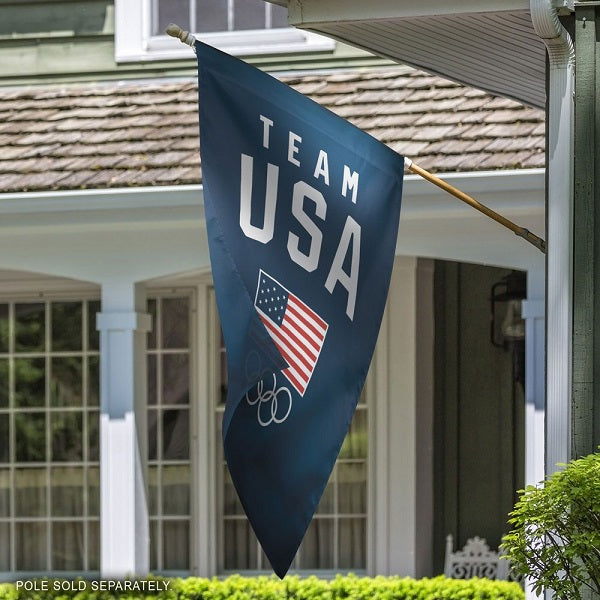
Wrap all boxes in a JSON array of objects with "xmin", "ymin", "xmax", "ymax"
[{"xmin": 165, "ymin": 23, "xmax": 197, "ymax": 49}]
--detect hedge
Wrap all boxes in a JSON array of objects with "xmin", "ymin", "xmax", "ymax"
[{"xmin": 0, "ymin": 574, "xmax": 524, "ymax": 600}]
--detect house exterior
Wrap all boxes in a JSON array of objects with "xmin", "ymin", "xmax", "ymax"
[{"xmin": 0, "ymin": 0, "xmax": 546, "ymax": 583}]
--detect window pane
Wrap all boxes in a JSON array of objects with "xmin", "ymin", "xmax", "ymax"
[
  {"xmin": 0, "ymin": 358, "xmax": 8, "ymax": 408},
  {"xmin": 148, "ymin": 408, "xmax": 158, "ymax": 461},
  {"xmin": 150, "ymin": 520, "xmax": 159, "ymax": 571},
  {"xmin": 0, "ymin": 469, "xmax": 9, "ymax": 517},
  {"xmin": 147, "ymin": 299, "xmax": 157, "ymax": 349},
  {"xmin": 223, "ymin": 466, "xmax": 243, "ymax": 516},
  {"xmin": 88, "ymin": 467, "xmax": 99, "ymax": 517},
  {"xmin": 163, "ymin": 520, "xmax": 189, "ymax": 569},
  {"xmin": 0, "ymin": 414, "xmax": 7, "ymax": 463},
  {"xmin": 315, "ymin": 468, "xmax": 335, "ymax": 514},
  {"xmin": 0, "ymin": 522, "xmax": 9, "ymax": 570},
  {"xmin": 88, "ymin": 520, "xmax": 100, "ymax": 570},
  {"xmin": 51, "ymin": 412, "xmax": 83, "ymax": 462},
  {"xmin": 52, "ymin": 521, "xmax": 84, "ymax": 570},
  {"xmin": 87, "ymin": 301, "xmax": 100, "ymax": 351},
  {"xmin": 299, "ymin": 519, "xmax": 334, "ymax": 569},
  {"xmin": 148, "ymin": 354, "xmax": 157, "ymax": 406},
  {"xmin": 16, "ymin": 521, "xmax": 46, "ymax": 570},
  {"xmin": 233, "ymin": 0, "xmax": 265, "ymax": 31},
  {"xmin": 162, "ymin": 297, "xmax": 189, "ymax": 349},
  {"xmin": 162, "ymin": 354, "xmax": 189, "ymax": 405},
  {"xmin": 148, "ymin": 466, "xmax": 159, "ymax": 516},
  {"xmin": 196, "ymin": 0, "xmax": 228, "ymax": 32},
  {"xmin": 157, "ymin": 0, "xmax": 190, "ymax": 36},
  {"xmin": 339, "ymin": 408, "xmax": 367, "ymax": 459},
  {"xmin": 16, "ymin": 412, "xmax": 46, "ymax": 462},
  {"xmin": 0, "ymin": 303, "xmax": 8, "ymax": 353},
  {"xmin": 88, "ymin": 356, "xmax": 99, "ymax": 407},
  {"xmin": 338, "ymin": 462, "xmax": 367, "ymax": 514},
  {"xmin": 14, "ymin": 357, "xmax": 45, "ymax": 408},
  {"xmin": 51, "ymin": 357, "xmax": 82, "ymax": 407},
  {"xmin": 162, "ymin": 465, "xmax": 190, "ymax": 515},
  {"xmin": 15, "ymin": 303, "xmax": 45, "ymax": 352},
  {"xmin": 88, "ymin": 410, "xmax": 99, "ymax": 462},
  {"xmin": 162, "ymin": 409, "xmax": 189, "ymax": 460},
  {"xmin": 15, "ymin": 468, "xmax": 46, "ymax": 516},
  {"xmin": 219, "ymin": 345, "xmax": 227, "ymax": 407},
  {"xmin": 270, "ymin": 3, "xmax": 288, "ymax": 28},
  {"xmin": 51, "ymin": 301, "xmax": 82, "ymax": 352},
  {"xmin": 338, "ymin": 517, "xmax": 366, "ymax": 569},
  {"xmin": 51, "ymin": 467, "xmax": 84, "ymax": 517},
  {"xmin": 224, "ymin": 520, "xmax": 257, "ymax": 570}
]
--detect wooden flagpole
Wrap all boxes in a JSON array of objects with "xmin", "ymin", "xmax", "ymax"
[
  {"xmin": 166, "ymin": 24, "xmax": 546, "ymax": 255},
  {"xmin": 405, "ymin": 158, "xmax": 546, "ymax": 254}
]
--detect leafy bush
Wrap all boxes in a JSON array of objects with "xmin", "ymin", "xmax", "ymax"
[
  {"xmin": 502, "ymin": 450, "xmax": 600, "ymax": 599},
  {"xmin": 0, "ymin": 573, "xmax": 524, "ymax": 600}
]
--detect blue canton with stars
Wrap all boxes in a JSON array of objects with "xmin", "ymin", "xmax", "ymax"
[{"xmin": 257, "ymin": 273, "xmax": 288, "ymax": 325}]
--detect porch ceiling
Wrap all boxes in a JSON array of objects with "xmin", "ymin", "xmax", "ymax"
[{"xmin": 280, "ymin": 1, "xmax": 548, "ymax": 109}]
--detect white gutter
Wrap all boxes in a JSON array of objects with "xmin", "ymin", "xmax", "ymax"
[{"xmin": 530, "ymin": 0, "xmax": 574, "ymax": 478}]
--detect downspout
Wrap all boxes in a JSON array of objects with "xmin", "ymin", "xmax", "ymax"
[{"xmin": 529, "ymin": 0, "xmax": 574, "ymax": 482}]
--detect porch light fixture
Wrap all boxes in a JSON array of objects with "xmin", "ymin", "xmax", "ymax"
[{"xmin": 490, "ymin": 270, "xmax": 526, "ymax": 386}]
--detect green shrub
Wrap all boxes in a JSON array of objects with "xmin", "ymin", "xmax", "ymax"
[
  {"xmin": 0, "ymin": 574, "xmax": 523, "ymax": 600},
  {"xmin": 502, "ymin": 450, "xmax": 600, "ymax": 599}
]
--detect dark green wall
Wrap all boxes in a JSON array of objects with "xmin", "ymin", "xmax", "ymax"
[{"xmin": 432, "ymin": 260, "xmax": 525, "ymax": 572}]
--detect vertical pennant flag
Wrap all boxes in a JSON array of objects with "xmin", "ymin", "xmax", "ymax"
[{"xmin": 196, "ymin": 40, "xmax": 404, "ymax": 577}]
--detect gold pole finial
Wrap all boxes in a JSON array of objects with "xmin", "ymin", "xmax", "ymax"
[{"xmin": 165, "ymin": 23, "xmax": 196, "ymax": 48}]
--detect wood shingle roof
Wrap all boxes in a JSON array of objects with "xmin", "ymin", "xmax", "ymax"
[{"xmin": 0, "ymin": 66, "xmax": 545, "ymax": 193}]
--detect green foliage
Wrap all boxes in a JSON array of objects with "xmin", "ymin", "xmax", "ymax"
[
  {"xmin": 0, "ymin": 574, "xmax": 523, "ymax": 600},
  {"xmin": 502, "ymin": 450, "xmax": 600, "ymax": 599}
]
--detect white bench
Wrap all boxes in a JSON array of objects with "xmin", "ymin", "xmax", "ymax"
[{"xmin": 444, "ymin": 534, "xmax": 521, "ymax": 582}]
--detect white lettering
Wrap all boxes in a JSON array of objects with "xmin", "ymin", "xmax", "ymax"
[
  {"xmin": 288, "ymin": 131, "xmax": 302, "ymax": 167},
  {"xmin": 341, "ymin": 166, "xmax": 359, "ymax": 204},
  {"xmin": 239, "ymin": 154, "xmax": 279, "ymax": 244},
  {"xmin": 313, "ymin": 150, "xmax": 330, "ymax": 185},
  {"xmin": 260, "ymin": 114, "xmax": 273, "ymax": 149},
  {"xmin": 287, "ymin": 181, "xmax": 326, "ymax": 272},
  {"xmin": 325, "ymin": 216, "xmax": 361, "ymax": 320}
]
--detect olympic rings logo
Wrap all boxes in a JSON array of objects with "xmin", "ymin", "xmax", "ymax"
[{"xmin": 245, "ymin": 373, "xmax": 292, "ymax": 427}]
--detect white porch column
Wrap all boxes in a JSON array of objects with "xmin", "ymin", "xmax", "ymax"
[
  {"xmin": 97, "ymin": 282, "xmax": 151, "ymax": 578},
  {"xmin": 523, "ymin": 269, "xmax": 545, "ymax": 487},
  {"xmin": 371, "ymin": 256, "xmax": 434, "ymax": 577}
]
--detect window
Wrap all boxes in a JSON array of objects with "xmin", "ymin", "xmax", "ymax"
[
  {"xmin": 152, "ymin": 0, "xmax": 288, "ymax": 36},
  {"xmin": 115, "ymin": 0, "xmax": 334, "ymax": 63},
  {"xmin": 214, "ymin": 317, "xmax": 368, "ymax": 572},
  {"xmin": 147, "ymin": 293, "xmax": 193, "ymax": 574},
  {"xmin": 0, "ymin": 298, "xmax": 100, "ymax": 574}
]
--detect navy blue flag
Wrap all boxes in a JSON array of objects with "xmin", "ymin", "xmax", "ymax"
[{"xmin": 196, "ymin": 40, "xmax": 404, "ymax": 577}]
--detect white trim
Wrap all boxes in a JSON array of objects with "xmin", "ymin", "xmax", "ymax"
[
  {"xmin": 114, "ymin": 0, "xmax": 334, "ymax": 63},
  {"xmin": 0, "ymin": 168, "xmax": 543, "ymax": 218},
  {"xmin": 0, "ymin": 185, "xmax": 203, "ymax": 216}
]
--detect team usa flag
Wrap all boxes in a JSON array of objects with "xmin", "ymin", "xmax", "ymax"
[{"xmin": 196, "ymin": 40, "xmax": 404, "ymax": 577}]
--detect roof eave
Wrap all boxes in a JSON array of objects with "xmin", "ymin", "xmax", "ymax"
[{"xmin": 275, "ymin": 0, "xmax": 554, "ymax": 109}]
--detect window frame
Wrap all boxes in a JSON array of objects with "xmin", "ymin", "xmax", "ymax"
[
  {"xmin": 146, "ymin": 289, "xmax": 195, "ymax": 576},
  {"xmin": 114, "ymin": 0, "xmax": 335, "ymax": 63},
  {"xmin": 0, "ymin": 291, "xmax": 101, "ymax": 579}
]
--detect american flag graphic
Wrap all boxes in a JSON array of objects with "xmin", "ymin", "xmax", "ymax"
[{"xmin": 254, "ymin": 270, "xmax": 328, "ymax": 396}]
